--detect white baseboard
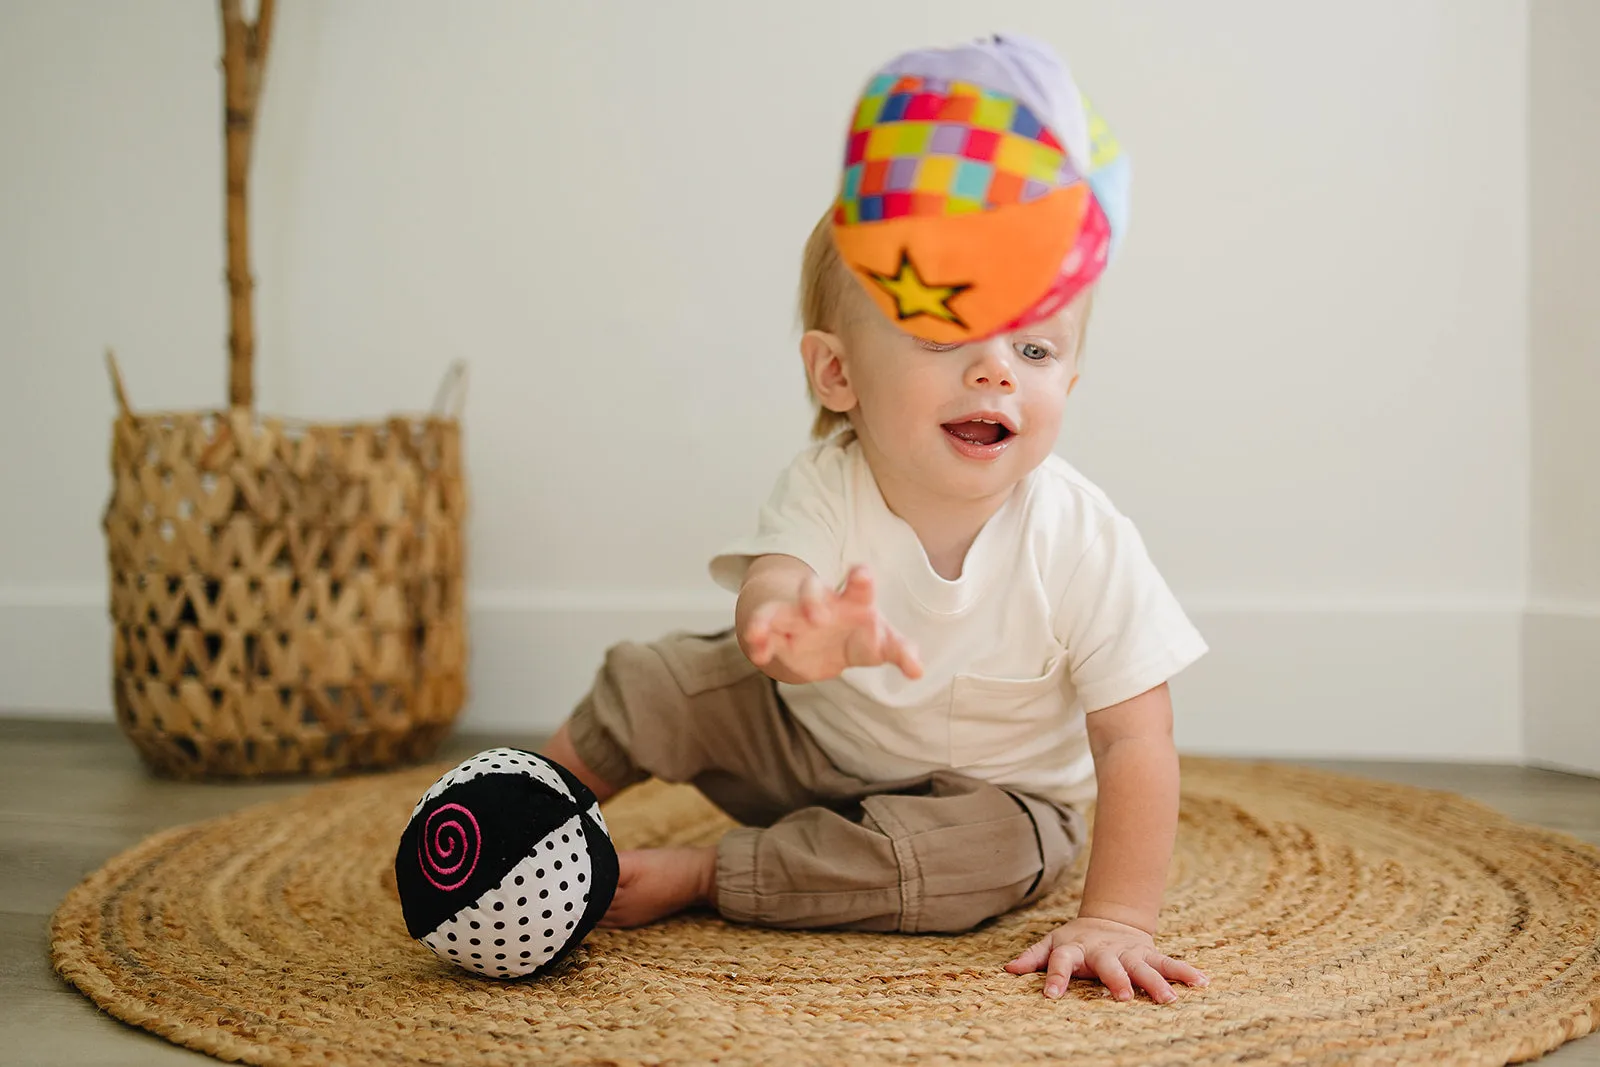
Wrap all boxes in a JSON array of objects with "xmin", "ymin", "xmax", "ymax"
[
  {"xmin": 0, "ymin": 589, "xmax": 1528, "ymax": 762},
  {"xmin": 1523, "ymin": 606, "xmax": 1600, "ymax": 777},
  {"xmin": 0, "ymin": 591, "xmax": 119, "ymax": 720},
  {"xmin": 1171, "ymin": 601, "xmax": 1523, "ymax": 762}
]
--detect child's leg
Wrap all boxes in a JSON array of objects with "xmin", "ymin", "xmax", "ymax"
[
  {"xmin": 540, "ymin": 720, "xmax": 617, "ymax": 803},
  {"xmin": 541, "ymin": 628, "xmax": 851, "ymax": 927},
  {"xmin": 546, "ymin": 718, "xmax": 711, "ymax": 924},
  {"xmin": 544, "ymin": 628, "xmax": 1085, "ymax": 932},
  {"xmin": 595, "ymin": 772, "xmax": 1084, "ymax": 932},
  {"xmin": 544, "ymin": 628, "xmax": 849, "ymax": 822},
  {"xmin": 715, "ymin": 774, "xmax": 1086, "ymax": 934}
]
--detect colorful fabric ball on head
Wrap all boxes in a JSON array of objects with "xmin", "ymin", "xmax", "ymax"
[
  {"xmin": 394, "ymin": 748, "xmax": 618, "ymax": 979},
  {"xmin": 831, "ymin": 33, "xmax": 1130, "ymax": 345}
]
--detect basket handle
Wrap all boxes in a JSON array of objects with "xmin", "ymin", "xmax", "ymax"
[
  {"xmin": 105, "ymin": 348, "xmax": 134, "ymax": 419},
  {"xmin": 220, "ymin": 0, "xmax": 276, "ymax": 412},
  {"xmin": 431, "ymin": 360, "xmax": 469, "ymax": 420}
]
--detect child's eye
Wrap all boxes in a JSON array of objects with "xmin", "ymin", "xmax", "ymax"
[
  {"xmin": 1014, "ymin": 341, "xmax": 1054, "ymax": 362},
  {"xmin": 916, "ymin": 339, "xmax": 963, "ymax": 352}
]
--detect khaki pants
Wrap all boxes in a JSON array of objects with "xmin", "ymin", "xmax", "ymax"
[{"xmin": 567, "ymin": 629, "xmax": 1087, "ymax": 934}]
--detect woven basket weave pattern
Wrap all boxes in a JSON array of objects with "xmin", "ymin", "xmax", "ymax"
[{"xmin": 104, "ymin": 407, "xmax": 467, "ymax": 777}]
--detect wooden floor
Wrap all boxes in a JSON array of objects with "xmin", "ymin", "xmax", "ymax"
[{"xmin": 3, "ymin": 719, "xmax": 1598, "ymax": 1066}]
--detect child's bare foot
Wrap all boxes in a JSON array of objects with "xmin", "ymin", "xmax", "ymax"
[{"xmin": 599, "ymin": 847, "xmax": 718, "ymax": 928}]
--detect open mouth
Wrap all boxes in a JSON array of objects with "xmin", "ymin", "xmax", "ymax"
[
  {"xmin": 942, "ymin": 418, "xmax": 1013, "ymax": 446},
  {"xmin": 941, "ymin": 416, "xmax": 1016, "ymax": 460}
]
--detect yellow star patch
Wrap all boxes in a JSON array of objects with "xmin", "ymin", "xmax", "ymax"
[{"xmin": 867, "ymin": 251, "xmax": 971, "ymax": 328}]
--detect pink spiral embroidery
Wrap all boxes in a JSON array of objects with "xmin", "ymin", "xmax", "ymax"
[{"xmin": 418, "ymin": 802, "xmax": 481, "ymax": 891}]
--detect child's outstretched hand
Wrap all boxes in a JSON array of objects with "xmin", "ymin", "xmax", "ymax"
[
  {"xmin": 1005, "ymin": 917, "xmax": 1209, "ymax": 1003},
  {"xmin": 742, "ymin": 565, "xmax": 923, "ymax": 683}
]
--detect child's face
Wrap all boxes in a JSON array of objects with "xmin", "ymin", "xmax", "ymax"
[{"xmin": 835, "ymin": 294, "xmax": 1087, "ymax": 505}]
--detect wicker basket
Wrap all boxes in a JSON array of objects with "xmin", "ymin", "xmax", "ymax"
[{"xmin": 102, "ymin": 358, "xmax": 470, "ymax": 778}]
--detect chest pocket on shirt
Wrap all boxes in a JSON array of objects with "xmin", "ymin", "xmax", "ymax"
[{"xmin": 948, "ymin": 654, "xmax": 1069, "ymax": 768}]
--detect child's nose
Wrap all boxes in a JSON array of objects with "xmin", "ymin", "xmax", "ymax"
[{"xmin": 965, "ymin": 345, "xmax": 1016, "ymax": 392}]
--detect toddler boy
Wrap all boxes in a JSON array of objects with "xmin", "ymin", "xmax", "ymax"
[{"xmin": 544, "ymin": 33, "xmax": 1209, "ymax": 1004}]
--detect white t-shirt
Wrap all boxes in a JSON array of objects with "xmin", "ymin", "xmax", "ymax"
[{"xmin": 709, "ymin": 434, "xmax": 1207, "ymax": 808}]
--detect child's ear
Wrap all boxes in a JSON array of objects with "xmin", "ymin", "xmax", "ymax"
[
  {"xmin": 800, "ymin": 330, "xmax": 857, "ymax": 415},
  {"xmin": 1066, "ymin": 373, "xmax": 1080, "ymax": 397}
]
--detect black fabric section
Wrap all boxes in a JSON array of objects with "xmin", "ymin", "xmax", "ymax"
[
  {"xmin": 395, "ymin": 770, "xmax": 581, "ymax": 939},
  {"xmin": 535, "ymin": 748, "xmax": 604, "ymax": 812}
]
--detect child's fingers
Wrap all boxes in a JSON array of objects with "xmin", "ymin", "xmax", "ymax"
[
  {"xmin": 1090, "ymin": 950, "xmax": 1135, "ymax": 1002},
  {"xmin": 1004, "ymin": 935, "xmax": 1055, "ymax": 975},
  {"xmin": 841, "ymin": 565, "xmax": 875, "ymax": 606},
  {"xmin": 1151, "ymin": 953, "xmax": 1209, "ymax": 988},
  {"xmin": 843, "ymin": 617, "xmax": 885, "ymax": 668},
  {"xmin": 1127, "ymin": 959, "xmax": 1177, "ymax": 1004},
  {"xmin": 747, "ymin": 602, "xmax": 805, "ymax": 665},
  {"xmin": 744, "ymin": 636, "xmax": 770, "ymax": 666},
  {"xmin": 882, "ymin": 626, "xmax": 922, "ymax": 679},
  {"xmin": 744, "ymin": 603, "xmax": 775, "ymax": 641},
  {"xmin": 799, "ymin": 574, "xmax": 831, "ymax": 626},
  {"xmin": 747, "ymin": 631, "xmax": 781, "ymax": 666},
  {"xmin": 597, "ymin": 853, "xmax": 642, "ymax": 928},
  {"xmin": 742, "ymin": 604, "xmax": 781, "ymax": 662},
  {"xmin": 1044, "ymin": 944, "xmax": 1085, "ymax": 999}
]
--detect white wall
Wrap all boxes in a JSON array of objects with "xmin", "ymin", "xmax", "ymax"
[
  {"xmin": 0, "ymin": 0, "xmax": 1531, "ymax": 760},
  {"xmin": 1526, "ymin": 0, "xmax": 1600, "ymax": 775}
]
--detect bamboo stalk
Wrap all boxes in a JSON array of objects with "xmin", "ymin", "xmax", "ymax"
[{"xmin": 219, "ymin": 0, "xmax": 276, "ymax": 411}]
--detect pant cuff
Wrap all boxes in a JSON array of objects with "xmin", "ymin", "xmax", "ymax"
[
  {"xmin": 712, "ymin": 827, "xmax": 764, "ymax": 925},
  {"xmin": 565, "ymin": 696, "xmax": 649, "ymax": 794}
]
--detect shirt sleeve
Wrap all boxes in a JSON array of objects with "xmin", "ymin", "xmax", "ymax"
[
  {"xmin": 1054, "ymin": 513, "xmax": 1208, "ymax": 712},
  {"xmin": 708, "ymin": 443, "xmax": 849, "ymax": 593}
]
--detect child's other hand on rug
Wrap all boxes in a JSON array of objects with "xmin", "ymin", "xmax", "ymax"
[
  {"xmin": 598, "ymin": 847, "xmax": 718, "ymax": 929},
  {"xmin": 740, "ymin": 562, "xmax": 922, "ymax": 683},
  {"xmin": 1005, "ymin": 916, "xmax": 1209, "ymax": 1003}
]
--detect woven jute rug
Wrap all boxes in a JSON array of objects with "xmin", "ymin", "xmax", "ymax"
[{"xmin": 51, "ymin": 757, "xmax": 1600, "ymax": 1066}]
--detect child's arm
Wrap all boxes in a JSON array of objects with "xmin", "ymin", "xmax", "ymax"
[
  {"xmin": 735, "ymin": 555, "xmax": 922, "ymax": 684},
  {"xmin": 1005, "ymin": 683, "xmax": 1209, "ymax": 1002},
  {"xmin": 1077, "ymin": 682, "xmax": 1181, "ymax": 934}
]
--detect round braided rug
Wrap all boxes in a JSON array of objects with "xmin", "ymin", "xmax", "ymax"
[{"xmin": 51, "ymin": 757, "xmax": 1600, "ymax": 1067}]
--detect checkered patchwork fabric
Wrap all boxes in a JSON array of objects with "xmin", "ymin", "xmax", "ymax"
[{"xmin": 834, "ymin": 73, "xmax": 1083, "ymax": 225}]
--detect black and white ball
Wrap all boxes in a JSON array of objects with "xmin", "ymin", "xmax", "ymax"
[{"xmin": 395, "ymin": 747, "xmax": 618, "ymax": 979}]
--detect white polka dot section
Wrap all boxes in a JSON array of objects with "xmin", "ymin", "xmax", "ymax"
[
  {"xmin": 409, "ymin": 747, "xmax": 575, "ymax": 819},
  {"xmin": 419, "ymin": 814, "xmax": 597, "ymax": 979}
]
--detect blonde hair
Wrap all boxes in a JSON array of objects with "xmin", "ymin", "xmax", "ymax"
[
  {"xmin": 798, "ymin": 211, "xmax": 859, "ymax": 440},
  {"xmin": 796, "ymin": 210, "xmax": 1098, "ymax": 441}
]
